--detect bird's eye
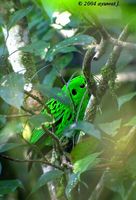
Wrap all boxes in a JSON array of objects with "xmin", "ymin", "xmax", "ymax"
[
  {"xmin": 72, "ymin": 89, "xmax": 77, "ymax": 95},
  {"xmin": 80, "ymin": 83, "xmax": 85, "ymax": 88}
]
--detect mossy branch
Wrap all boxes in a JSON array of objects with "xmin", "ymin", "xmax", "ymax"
[{"xmin": 86, "ymin": 20, "xmax": 131, "ymax": 200}]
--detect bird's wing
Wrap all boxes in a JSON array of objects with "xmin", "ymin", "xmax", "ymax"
[{"xmin": 29, "ymin": 98, "xmax": 67, "ymax": 145}]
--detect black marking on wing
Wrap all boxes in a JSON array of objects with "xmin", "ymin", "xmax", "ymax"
[
  {"xmin": 54, "ymin": 116, "xmax": 63, "ymax": 131},
  {"xmin": 51, "ymin": 100, "xmax": 57, "ymax": 106},
  {"xmin": 67, "ymin": 113, "xmax": 72, "ymax": 121}
]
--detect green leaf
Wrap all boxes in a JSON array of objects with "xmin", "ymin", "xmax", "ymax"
[
  {"xmin": 0, "ymin": 115, "xmax": 6, "ymax": 128},
  {"xmin": 99, "ymin": 119, "xmax": 122, "ymax": 136},
  {"xmin": 65, "ymin": 121, "xmax": 101, "ymax": 139},
  {"xmin": 65, "ymin": 173, "xmax": 80, "ymax": 199},
  {"xmin": 126, "ymin": 154, "xmax": 136, "ymax": 178},
  {"xmin": 37, "ymin": 85, "xmax": 71, "ymax": 107},
  {"xmin": 117, "ymin": 92, "xmax": 136, "ymax": 110},
  {"xmin": 8, "ymin": 7, "xmax": 33, "ymax": 29},
  {"xmin": 125, "ymin": 116, "xmax": 136, "ymax": 127},
  {"xmin": 105, "ymin": 172, "xmax": 125, "ymax": 200},
  {"xmin": 20, "ymin": 40, "xmax": 50, "ymax": 57},
  {"xmin": 73, "ymin": 153, "xmax": 101, "ymax": 174},
  {"xmin": 76, "ymin": 121, "xmax": 101, "ymax": 139},
  {"xmin": 0, "ymin": 120, "xmax": 23, "ymax": 143},
  {"xmin": 0, "ymin": 15, "xmax": 4, "ymax": 26},
  {"xmin": 31, "ymin": 169, "xmax": 63, "ymax": 194},
  {"xmin": 43, "ymin": 29, "xmax": 56, "ymax": 41},
  {"xmin": 29, "ymin": 113, "xmax": 52, "ymax": 128},
  {"xmin": 0, "ymin": 180, "xmax": 23, "ymax": 195},
  {"xmin": 71, "ymin": 138, "xmax": 98, "ymax": 162},
  {"xmin": 58, "ymin": 46, "xmax": 80, "ymax": 53},
  {"xmin": 42, "ymin": 68, "xmax": 57, "ymax": 87},
  {"xmin": 43, "ymin": 54, "xmax": 73, "ymax": 87},
  {"xmin": 53, "ymin": 53, "xmax": 73, "ymax": 69},
  {"xmin": 0, "ymin": 73, "xmax": 25, "ymax": 108},
  {"xmin": 124, "ymin": 181, "xmax": 136, "ymax": 200},
  {"xmin": 46, "ymin": 34, "xmax": 95, "ymax": 61},
  {"xmin": 0, "ymin": 143, "xmax": 23, "ymax": 153},
  {"xmin": 0, "ymin": 162, "xmax": 2, "ymax": 175}
]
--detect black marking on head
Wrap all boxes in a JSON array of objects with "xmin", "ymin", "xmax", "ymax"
[
  {"xmin": 80, "ymin": 83, "xmax": 85, "ymax": 88},
  {"xmin": 72, "ymin": 89, "xmax": 77, "ymax": 95}
]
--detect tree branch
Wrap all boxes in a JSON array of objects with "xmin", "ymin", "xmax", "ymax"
[
  {"xmin": 82, "ymin": 46, "xmax": 97, "ymax": 96},
  {"xmin": 1, "ymin": 1, "xmax": 38, "ymax": 83},
  {"xmin": 91, "ymin": 14, "xmax": 135, "ymax": 50},
  {"xmin": 87, "ymin": 22, "xmax": 131, "ymax": 200},
  {"xmin": 82, "ymin": 46, "xmax": 98, "ymax": 122}
]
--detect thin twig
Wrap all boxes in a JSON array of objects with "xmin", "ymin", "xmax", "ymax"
[
  {"xmin": 124, "ymin": 181, "xmax": 136, "ymax": 200},
  {"xmin": 21, "ymin": 106, "xmax": 35, "ymax": 115},
  {"xmin": 0, "ymin": 154, "xmax": 63, "ymax": 171},
  {"xmin": 1, "ymin": 114, "xmax": 32, "ymax": 118},
  {"xmin": 24, "ymin": 90, "xmax": 52, "ymax": 115},
  {"xmin": 41, "ymin": 124, "xmax": 64, "ymax": 155},
  {"xmin": 88, "ymin": 169, "xmax": 109, "ymax": 200},
  {"xmin": 94, "ymin": 161, "xmax": 123, "ymax": 170},
  {"xmin": 24, "ymin": 90, "xmax": 44, "ymax": 106},
  {"xmin": 75, "ymin": 89, "xmax": 88, "ymax": 122}
]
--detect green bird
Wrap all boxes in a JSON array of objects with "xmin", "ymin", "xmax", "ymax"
[{"xmin": 30, "ymin": 75, "xmax": 90, "ymax": 151}]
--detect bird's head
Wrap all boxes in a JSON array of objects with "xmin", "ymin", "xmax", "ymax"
[{"xmin": 62, "ymin": 75, "xmax": 89, "ymax": 106}]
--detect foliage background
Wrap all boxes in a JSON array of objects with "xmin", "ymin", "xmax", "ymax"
[{"xmin": 0, "ymin": 0, "xmax": 136, "ymax": 200}]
